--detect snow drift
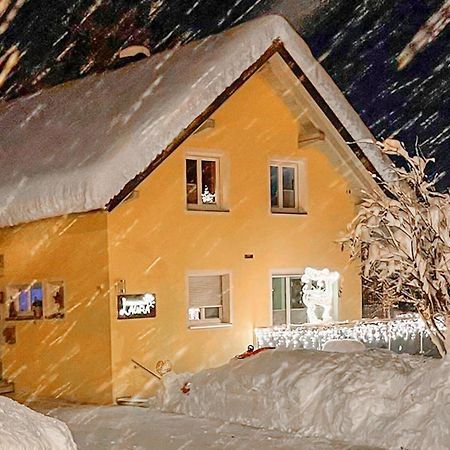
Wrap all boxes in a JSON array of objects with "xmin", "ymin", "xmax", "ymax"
[
  {"xmin": 158, "ymin": 349, "xmax": 450, "ymax": 449},
  {"xmin": 0, "ymin": 396, "xmax": 76, "ymax": 450}
]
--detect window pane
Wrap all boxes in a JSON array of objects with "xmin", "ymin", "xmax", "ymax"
[
  {"xmin": 204, "ymin": 307, "xmax": 220, "ymax": 319},
  {"xmin": 186, "ymin": 159, "xmax": 198, "ymax": 204},
  {"xmin": 31, "ymin": 283, "xmax": 43, "ymax": 304},
  {"xmin": 19, "ymin": 289, "xmax": 28, "ymax": 312},
  {"xmin": 282, "ymin": 166, "xmax": 296, "ymax": 208},
  {"xmin": 201, "ymin": 160, "xmax": 217, "ymax": 204},
  {"xmin": 290, "ymin": 277, "xmax": 307, "ymax": 324},
  {"xmin": 31, "ymin": 282, "xmax": 43, "ymax": 319},
  {"xmin": 270, "ymin": 166, "xmax": 279, "ymax": 207},
  {"xmin": 272, "ymin": 277, "xmax": 286, "ymax": 325}
]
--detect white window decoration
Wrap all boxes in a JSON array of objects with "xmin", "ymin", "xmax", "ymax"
[
  {"xmin": 301, "ymin": 268, "xmax": 340, "ymax": 324},
  {"xmin": 188, "ymin": 274, "xmax": 231, "ymax": 326},
  {"xmin": 270, "ymin": 161, "xmax": 306, "ymax": 213},
  {"xmin": 186, "ymin": 156, "xmax": 220, "ymax": 209}
]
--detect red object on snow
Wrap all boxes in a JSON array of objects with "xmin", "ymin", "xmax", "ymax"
[
  {"xmin": 236, "ymin": 345, "xmax": 275, "ymax": 359},
  {"xmin": 181, "ymin": 382, "xmax": 191, "ymax": 395}
]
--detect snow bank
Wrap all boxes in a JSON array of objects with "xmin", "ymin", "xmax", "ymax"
[
  {"xmin": 158, "ymin": 349, "xmax": 450, "ymax": 449},
  {"xmin": 322, "ymin": 338, "xmax": 366, "ymax": 353},
  {"xmin": 0, "ymin": 396, "xmax": 76, "ymax": 450}
]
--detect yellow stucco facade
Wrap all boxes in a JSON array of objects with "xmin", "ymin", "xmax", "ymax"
[
  {"xmin": 0, "ymin": 68, "xmax": 363, "ymax": 403},
  {"xmin": 0, "ymin": 212, "xmax": 113, "ymax": 403}
]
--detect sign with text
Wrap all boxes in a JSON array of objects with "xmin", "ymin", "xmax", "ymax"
[{"xmin": 117, "ymin": 293, "xmax": 156, "ymax": 320}]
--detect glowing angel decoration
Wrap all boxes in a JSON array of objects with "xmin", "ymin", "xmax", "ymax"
[{"xmin": 397, "ymin": 0, "xmax": 450, "ymax": 70}]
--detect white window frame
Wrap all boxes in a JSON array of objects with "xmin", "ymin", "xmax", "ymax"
[
  {"xmin": 187, "ymin": 271, "xmax": 232, "ymax": 329},
  {"xmin": 270, "ymin": 269, "xmax": 340, "ymax": 326},
  {"xmin": 270, "ymin": 160, "xmax": 307, "ymax": 214},
  {"xmin": 271, "ymin": 274, "xmax": 306, "ymax": 326},
  {"xmin": 185, "ymin": 155, "xmax": 222, "ymax": 211}
]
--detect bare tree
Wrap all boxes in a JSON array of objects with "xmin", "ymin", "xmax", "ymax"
[{"xmin": 342, "ymin": 139, "xmax": 450, "ymax": 356}]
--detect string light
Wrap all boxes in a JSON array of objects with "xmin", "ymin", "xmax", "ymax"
[{"xmin": 254, "ymin": 314, "xmax": 434, "ymax": 351}]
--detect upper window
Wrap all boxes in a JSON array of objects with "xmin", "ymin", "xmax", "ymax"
[
  {"xmin": 186, "ymin": 156, "xmax": 220, "ymax": 209},
  {"xmin": 188, "ymin": 274, "xmax": 231, "ymax": 327},
  {"xmin": 270, "ymin": 161, "xmax": 306, "ymax": 213}
]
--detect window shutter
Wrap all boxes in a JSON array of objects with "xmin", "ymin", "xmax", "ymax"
[{"xmin": 189, "ymin": 275, "xmax": 222, "ymax": 307}]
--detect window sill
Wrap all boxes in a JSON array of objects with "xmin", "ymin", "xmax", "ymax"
[
  {"xmin": 6, "ymin": 316, "xmax": 42, "ymax": 321},
  {"xmin": 271, "ymin": 208, "xmax": 307, "ymax": 215},
  {"xmin": 45, "ymin": 313, "xmax": 65, "ymax": 320},
  {"xmin": 186, "ymin": 206, "xmax": 230, "ymax": 213},
  {"xmin": 189, "ymin": 323, "xmax": 232, "ymax": 330}
]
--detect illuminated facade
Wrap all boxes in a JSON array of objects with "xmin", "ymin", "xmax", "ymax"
[{"xmin": 0, "ymin": 16, "xmax": 391, "ymax": 403}]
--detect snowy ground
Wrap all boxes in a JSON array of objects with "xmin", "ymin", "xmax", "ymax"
[
  {"xmin": 32, "ymin": 402, "xmax": 380, "ymax": 450},
  {"xmin": 158, "ymin": 348, "xmax": 450, "ymax": 449},
  {"xmin": 0, "ymin": 396, "xmax": 75, "ymax": 449},
  {"xmin": 27, "ymin": 347, "xmax": 450, "ymax": 449}
]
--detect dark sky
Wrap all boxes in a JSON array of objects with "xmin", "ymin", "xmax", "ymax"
[{"xmin": 1, "ymin": 0, "xmax": 449, "ymax": 190}]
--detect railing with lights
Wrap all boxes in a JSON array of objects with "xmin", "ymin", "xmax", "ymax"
[{"xmin": 255, "ymin": 314, "xmax": 441, "ymax": 355}]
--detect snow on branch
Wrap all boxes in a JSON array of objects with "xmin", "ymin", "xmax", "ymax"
[{"xmin": 342, "ymin": 139, "xmax": 450, "ymax": 356}]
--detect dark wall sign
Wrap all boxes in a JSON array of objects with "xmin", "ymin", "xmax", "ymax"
[{"xmin": 117, "ymin": 293, "xmax": 156, "ymax": 320}]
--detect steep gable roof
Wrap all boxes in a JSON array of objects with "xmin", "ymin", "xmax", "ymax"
[{"xmin": 0, "ymin": 15, "xmax": 392, "ymax": 227}]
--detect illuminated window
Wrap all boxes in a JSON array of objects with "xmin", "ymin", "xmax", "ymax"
[
  {"xmin": 186, "ymin": 156, "xmax": 221, "ymax": 209},
  {"xmin": 6, "ymin": 281, "xmax": 65, "ymax": 320},
  {"xmin": 6, "ymin": 282, "xmax": 43, "ymax": 319},
  {"xmin": 270, "ymin": 161, "xmax": 306, "ymax": 213},
  {"xmin": 272, "ymin": 269, "xmax": 339, "ymax": 326},
  {"xmin": 188, "ymin": 274, "xmax": 231, "ymax": 327},
  {"xmin": 272, "ymin": 276, "xmax": 307, "ymax": 326}
]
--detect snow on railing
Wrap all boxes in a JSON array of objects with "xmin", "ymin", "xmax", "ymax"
[{"xmin": 255, "ymin": 314, "xmax": 440, "ymax": 354}]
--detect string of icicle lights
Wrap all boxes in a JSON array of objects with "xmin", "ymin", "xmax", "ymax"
[{"xmin": 254, "ymin": 314, "xmax": 436, "ymax": 351}]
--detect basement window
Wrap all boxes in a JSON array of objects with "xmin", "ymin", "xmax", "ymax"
[
  {"xmin": 270, "ymin": 161, "xmax": 307, "ymax": 214},
  {"xmin": 185, "ymin": 156, "xmax": 221, "ymax": 210},
  {"xmin": 188, "ymin": 274, "xmax": 231, "ymax": 328}
]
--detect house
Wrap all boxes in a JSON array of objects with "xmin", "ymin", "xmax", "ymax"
[{"xmin": 0, "ymin": 15, "xmax": 392, "ymax": 404}]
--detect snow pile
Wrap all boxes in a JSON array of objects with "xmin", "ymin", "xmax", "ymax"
[
  {"xmin": 158, "ymin": 349, "xmax": 450, "ymax": 449},
  {"xmin": 0, "ymin": 396, "xmax": 76, "ymax": 450},
  {"xmin": 322, "ymin": 338, "xmax": 366, "ymax": 353}
]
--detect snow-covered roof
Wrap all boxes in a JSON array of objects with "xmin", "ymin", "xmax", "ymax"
[{"xmin": 0, "ymin": 14, "xmax": 391, "ymax": 227}]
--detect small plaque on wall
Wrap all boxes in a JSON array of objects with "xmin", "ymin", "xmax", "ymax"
[
  {"xmin": 117, "ymin": 293, "xmax": 156, "ymax": 320},
  {"xmin": 3, "ymin": 326, "xmax": 16, "ymax": 344}
]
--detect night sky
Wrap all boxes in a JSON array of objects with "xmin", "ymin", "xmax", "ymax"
[{"xmin": 1, "ymin": 0, "xmax": 449, "ymax": 189}]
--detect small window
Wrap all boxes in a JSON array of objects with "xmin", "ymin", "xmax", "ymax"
[
  {"xmin": 6, "ymin": 280, "xmax": 65, "ymax": 320},
  {"xmin": 6, "ymin": 282, "xmax": 43, "ymax": 319},
  {"xmin": 188, "ymin": 274, "xmax": 231, "ymax": 327},
  {"xmin": 270, "ymin": 162, "xmax": 306, "ymax": 213},
  {"xmin": 186, "ymin": 156, "xmax": 221, "ymax": 209}
]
